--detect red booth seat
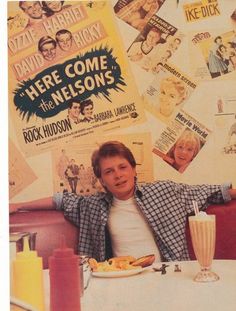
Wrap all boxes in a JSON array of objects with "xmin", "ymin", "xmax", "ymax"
[
  {"xmin": 10, "ymin": 210, "xmax": 79, "ymax": 269},
  {"xmin": 10, "ymin": 200, "xmax": 236, "ymax": 268},
  {"xmin": 186, "ymin": 200, "xmax": 236, "ymax": 260}
]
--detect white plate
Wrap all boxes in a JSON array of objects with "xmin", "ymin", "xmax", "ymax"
[{"xmin": 92, "ymin": 267, "xmax": 143, "ymax": 278}]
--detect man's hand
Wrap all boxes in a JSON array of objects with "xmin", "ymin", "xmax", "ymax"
[
  {"xmin": 9, "ymin": 203, "xmax": 19, "ymax": 214},
  {"xmin": 229, "ymin": 188, "xmax": 236, "ymax": 199},
  {"xmin": 9, "ymin": 197, "xmax": 55, "ymax": 214}
]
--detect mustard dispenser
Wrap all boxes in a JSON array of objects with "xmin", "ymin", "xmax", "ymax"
[{"xmin": 12, "ymin": 236, "xmax": 45, "ymax": 311}]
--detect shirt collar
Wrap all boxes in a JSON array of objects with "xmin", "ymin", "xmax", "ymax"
[{"xmin": 99, "ymin": 180, "xmax": 143, "ymax": 204}]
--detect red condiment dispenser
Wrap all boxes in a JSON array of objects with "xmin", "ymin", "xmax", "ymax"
[{"xmin": 48, "ymin": 235, "xmax": 80, "ymax": 311}]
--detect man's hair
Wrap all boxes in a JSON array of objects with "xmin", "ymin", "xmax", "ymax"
[
  {"xmin": 38, "ymin": 36, "xmax": 56, "ymax": 52},
  {"xmin": 19, "ymin": 1, "xmax": 40, "ymax": 11},
  {"xmin": 68, "ymin": 101, "xmax": 80, "ymax": 109},
  {"xmin": 91, "ymin": 141, "xmax": 136, "ymax": 178},
  {"xmin": 55, "ymin": 29, "xmax": 72, "ymax": 42},
  {"xmin": 19, "ymin": 1, "xmax": 27, "ymax": 10}
]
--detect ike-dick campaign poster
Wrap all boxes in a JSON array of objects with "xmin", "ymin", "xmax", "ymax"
[{"xmin": 8, "ymin": 1, "xmax": 146, "ymax": 156}]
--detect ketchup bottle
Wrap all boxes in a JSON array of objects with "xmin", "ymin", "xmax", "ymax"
[{"xmin": 48, "ymin": 235, "xmax": 80, "ymax": 311}]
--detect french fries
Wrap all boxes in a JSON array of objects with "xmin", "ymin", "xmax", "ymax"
[
  {"xmin": 88, "ymin": 256, "xmax": 140, "ymax": 272},
  {"xmin": 88, "ymin": 254, "xmax": 155, "ymax": 272}
]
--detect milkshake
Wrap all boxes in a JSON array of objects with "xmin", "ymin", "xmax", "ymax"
[{"xmin": 189, "ymin": 212, "xmax": 219, "ymax": 282}]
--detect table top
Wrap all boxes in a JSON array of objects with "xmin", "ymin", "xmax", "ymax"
[{"xmin": 44, "ymin": 260, "xmax": 236, "ymax": 311}]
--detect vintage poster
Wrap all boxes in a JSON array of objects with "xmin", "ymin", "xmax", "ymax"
[
  {"xmin": 52, "ymin": 132, "xmax": 154, "ymax": 193},
  {"xmin": 142, "ymin": 62, "xmax": 197, "ymax": 124},
  {"xmin": 127, "ymin": 14, "xmax": 184, "ymax": 73},
  {"xmin": 152, "ymin": 109, "xmax": 211, "ymax": 173},
  {"xmin": 9, "ymin": 139, "xmax": 37, "ymax": 199},
  {"xmin": 8, "ymin": 1, "xmax": 146, "ymax": 157},
  {"xmin": 189, "ymin": 28, "xmax": 236, "ymax": 81},
  {"xmin": 183, "ymin": 0, "xmax": 220, "ymax": 23},
  {"xmin": 214, "ymin": 95, "xmax": 236, "ymax": 154},
  {"xmin": 113, "ymin": 0, "xmax": 166, "ymax": 32}
]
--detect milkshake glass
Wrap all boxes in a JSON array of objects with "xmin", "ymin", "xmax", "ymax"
[{"xmin": 189, "ymin": 213, "xmax": 219, "ymax": 282}]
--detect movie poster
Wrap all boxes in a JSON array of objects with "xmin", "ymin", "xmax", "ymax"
[
  {"xmin": 214, "ymin": 95, "xmax": 236, "ymax": 154},
  {"xmin": 51, "ymin": 132, "xmax": 154, "ymax": 193},
  {"xmin": 9, "ymin": 139, "xmax": 37, "ymax": 199},
  {"xmin": 8, "ymin": 1, "xmax": 146, "ymax": 156}
]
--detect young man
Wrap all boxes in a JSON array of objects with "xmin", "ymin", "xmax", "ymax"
[
  {"xmin": 10, "ymin": 141, "xmax": 236, "ymax": 262},
  {"xmin": 19, "ymin": 1, "xmax": 46, "ymax": 27},
  {"xmin": 55, "ymin": 29, "xmax": 73, "ymax": 52},
  {"xmin": 38, "ymin": 36, "xmax": 57, "ymax": 62},
  {"xmin": 67, "ymin": 101, "xmax": 81, "ymax": 124}
]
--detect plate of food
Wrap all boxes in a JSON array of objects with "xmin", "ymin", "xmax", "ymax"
[{"xmin": 89, "ymin": 254, "xmax": 155, "ymax": 278}]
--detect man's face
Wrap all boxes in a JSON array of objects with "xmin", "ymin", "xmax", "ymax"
[
  {"xmin": 170, "ymin": 39, "xmax": 181, "ymax": 51},
  {"xmin": 40, "ymin": 42, "xmax": 56, "ymax": 61},
  {"xmin": 146, "ymin": 30, "xmax": 161, "ymax": 47},
  {"xmin": 57, "ymin": 33, "xmax": 72, "ymax": 51},
  {"xmin": 68, "ymin": 102, "xmax": 80, "ymax": 119},
  {"xmin": 83, "ymin": 104, "xmax": 93, "ymax": 119},
  {"xmin": 21, "ymin": 1, "xmax": 43, "ymax": 19},
  {"xmin": 99, "ymin": 155, "xmax": 136, "ymax": 200}
]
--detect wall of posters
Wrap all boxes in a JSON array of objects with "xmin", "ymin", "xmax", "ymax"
[{"xmin": 8, "ymin": 0, "xmax": 236, "ymax": 202}]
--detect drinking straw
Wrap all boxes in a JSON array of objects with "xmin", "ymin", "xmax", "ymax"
[{"xmin": 192, "ymin": 200, "xmax": 199, "ymax": 215}]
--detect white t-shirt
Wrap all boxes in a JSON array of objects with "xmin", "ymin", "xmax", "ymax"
[{"xmin": 107, "ymin": 196, "xmax": 161, "ymax": 261}]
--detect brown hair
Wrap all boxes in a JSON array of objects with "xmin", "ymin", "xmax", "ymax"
[
  {"xmin": 91, "ymin": 141, "xmax": 136, "ymax": 178},
  {"xmin": 38, "ymin": 36, "xmax": 56, "ymax": 52}
]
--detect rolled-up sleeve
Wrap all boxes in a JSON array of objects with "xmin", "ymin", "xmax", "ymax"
[
  {"xmin": 53, "ymin": 192, "xmax": 63, "ymax": 210},
  {"xmin": 221, "ymin": 182, "xmax": 232, "ymax": 202},
  {"xmin": 172, "ymin": 181, "xmax": 232, "ymax": 214}
]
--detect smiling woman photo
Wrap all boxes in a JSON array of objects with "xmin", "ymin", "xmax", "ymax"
[{"xmin": 165, "ymin": 129, "xmax": 201, "ymax": 173}]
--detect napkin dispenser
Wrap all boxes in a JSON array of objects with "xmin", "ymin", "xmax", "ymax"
[{"xmin": 10, "ymin": 232, "xmax": 37, "ymax": 261}]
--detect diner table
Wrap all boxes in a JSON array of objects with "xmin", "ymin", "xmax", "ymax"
[{"xmin": 43, "ymin": 260, "xmax": 236, "ymax": 311}]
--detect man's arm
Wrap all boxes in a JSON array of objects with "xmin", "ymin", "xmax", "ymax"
[{"xmin": 9, "ymin": 196, "xmax": 55, "ymax": 214}]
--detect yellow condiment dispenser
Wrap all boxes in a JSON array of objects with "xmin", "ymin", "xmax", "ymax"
[{"xmin": 12, "ymin": 236, "xmax": 45, "ymax": 311}]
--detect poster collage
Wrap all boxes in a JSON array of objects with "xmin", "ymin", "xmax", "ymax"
[{"xmin": 8, "ymin": 0, "xmax": 236, "ymax": 200}]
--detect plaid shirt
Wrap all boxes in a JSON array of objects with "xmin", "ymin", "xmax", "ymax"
[{"xmin": 54, "ymin": 180, "xmax": 231, "ymax": 261}]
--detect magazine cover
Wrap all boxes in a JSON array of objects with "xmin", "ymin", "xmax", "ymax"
[
  {"xmin": 189, "ymin": 28, "xmax": 236, "ymax": 80},
  {"xmin": 113, "ymin": 0, "xmax": 166, "ymax": 32},
  {"xmin": 152, "ymin": 109, "xmax": 211, "ymax": 173},
  {"xmin": 127, "ymin": 14, "xmax": 184, "ymax": 73},
  {"xmin": 8, "ymin": 1, "xmax": 146, "ymax": 157},
  {"xmin": 142, "ymin": 62, "xmax": 197, "ymax": 124}
]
